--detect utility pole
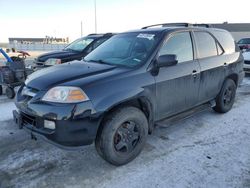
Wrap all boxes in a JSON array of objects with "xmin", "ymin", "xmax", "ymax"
[
  {"xmin": 81, "ymin": 21, "xmax": 83, "ymax": 37},
  {"xmin": 94, "ymin": 0, "xmax": 97, "ymax": 33}
]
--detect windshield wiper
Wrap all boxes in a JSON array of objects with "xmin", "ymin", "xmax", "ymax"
[
  {"xmin": 86, "ymin": 59, "xmax": 111, "ymax": 65},
  {"xmin": 65, "ymin": 48, "xmax": 81, "ymax": 52}
]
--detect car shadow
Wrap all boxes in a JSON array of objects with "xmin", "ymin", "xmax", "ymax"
[{"xmin": 0, "ymin": 108, "xmax": 215, "ymax": 187}]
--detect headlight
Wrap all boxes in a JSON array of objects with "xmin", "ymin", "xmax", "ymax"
[
  {"xmin": 45, "ymin": 58, "xmax": 61, "ymax": 66},
  {"xmin": 42, "ymin": 86, "xmax": 89, "ymax": 103}
]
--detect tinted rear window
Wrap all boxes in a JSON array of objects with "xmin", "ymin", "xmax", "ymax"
[
  {"xmin": 211, "ymin": 30, "xmax": 235, "ymax": 54},
  {"xmin": 194, "ymin": 31, "xmax": 217, "ymax": 58}
]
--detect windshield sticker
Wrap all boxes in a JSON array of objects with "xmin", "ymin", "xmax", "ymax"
[{"xmin": 137, "ymin": 33, "xmax": 155, "ymax": 40}]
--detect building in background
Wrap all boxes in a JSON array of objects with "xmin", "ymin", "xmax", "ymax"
[
  {"xmin": 211, "ymin": 22, "xmax": 250, "ymax": 42},
  {"xmin": 9, "ymin": 36, "xmax": 69, "ymax": 44},
  {"xmin": 8, "ymin": 36, "xmax": 69, "ymax": 51}
]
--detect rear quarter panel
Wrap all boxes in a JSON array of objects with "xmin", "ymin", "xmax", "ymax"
[{"xmin": 225, "ymin": 52, "xmax": 244, "ymax": 85}]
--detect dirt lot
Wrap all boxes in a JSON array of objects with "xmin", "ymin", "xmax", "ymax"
[{"xmin": 0, "ymin": 78, "xmax": 250, "ymax": 188}]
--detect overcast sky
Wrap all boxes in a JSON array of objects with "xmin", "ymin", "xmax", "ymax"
[{"xmin": 0, "ymin": 0, "xmax": 250, "ymax": 42}]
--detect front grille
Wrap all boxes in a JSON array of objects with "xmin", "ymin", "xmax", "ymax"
[
  {"xmin": 21, "ymin": 112, "xmax": 44, "ymax": 129},
  {"xmin": 22, "ymin": 112, "xmax": 36, "ymax": 126},
  {"xmin": 244, "ymin": 60, "xmax": 250, "ymax": 65}
]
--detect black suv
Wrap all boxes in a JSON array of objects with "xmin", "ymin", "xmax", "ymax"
[
  {"xmin": 33, "ymin": 33, "xmax": 114, "ymax": 69},
  {"xmin": 13, "ymin": 23, "xmax": 244, "ymax": 166}
]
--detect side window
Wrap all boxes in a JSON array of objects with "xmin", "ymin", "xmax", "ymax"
[
  {"xmin": 194, "ymin": 32, "xmax": 217, "ymax": 58},
  {"xmin": 86, "ymin": 38, "xmax": 109, "ymax": 54},
  {"xmin": 217, "ymin": 43, "xmax": 224, "ymax": 55},
  {"xmin": 211, "ymin": 30, "xmax": 235, "ymax": 54},
  {"xmin": 159, "ymin": 32, "xmax": 193, "ymax": 63},
  {"xmin": 93, "ymin": 37, "xmax": 109, "ymax": 49},
  {"xmin": 86, "ymin": 44, "xmax": 94, "ymax": 54}
]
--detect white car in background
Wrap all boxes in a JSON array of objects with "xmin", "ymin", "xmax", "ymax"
[{"xmin": 243, "ymin": 51, "xmax": 250, "ymax": 74}]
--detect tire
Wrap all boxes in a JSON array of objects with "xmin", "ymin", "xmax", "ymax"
[
  {"xmin": 6, "ymin": 87, "xmax": 15, "ymax": 99},
  {"xmin": 95, "ymin": 106, "xmax": 148, "ymax": 166},
  {"xmin": 213, "ymin": 79, "xmax": 236, "ymax": 113},
  {"xmin": 0, "ymin": 85, "xmax": 2, "ymax": 96}
]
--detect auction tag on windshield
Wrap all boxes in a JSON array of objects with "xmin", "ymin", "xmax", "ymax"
[{"xmin": 137, "ymin": 33, "xmax": 155, "ymax": 40}]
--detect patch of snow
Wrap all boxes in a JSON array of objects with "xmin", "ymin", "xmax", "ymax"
[
  {"xmin": 0, "ymin": 101, "xmax": 16, "ymax": 121},
  {"xmin": 0, "ymin": 78, "xmax": 250, "ymax": 188}
]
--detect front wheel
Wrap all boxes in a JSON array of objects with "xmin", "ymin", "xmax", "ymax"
[
  {"xmin": 6, "ymin": 87, "xmax": 15, "ymax": 99},
  {"xmin": 213, "ymin": 79, "xmax": 236, "ymax": 113},
  {"xmin": 95, "ymin": 107, "xmax": 148, "ymax": 166}
]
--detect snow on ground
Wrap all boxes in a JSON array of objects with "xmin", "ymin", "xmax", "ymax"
[
  {"xmin": 0, "ymin": 78, "xmax": 250, "ymax": 188},
  {"xmin": 0, "ymin": 98, "xmax": 16, "ymax": 122}
]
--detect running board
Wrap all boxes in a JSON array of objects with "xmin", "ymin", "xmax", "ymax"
[{"xmin": 155, "ymin": 100, "xmax": 215, "ymax": 127}]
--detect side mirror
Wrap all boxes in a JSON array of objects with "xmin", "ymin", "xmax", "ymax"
[{"xmin": 157, "ymin": 54, "xmax": 178, "ymax": 68}]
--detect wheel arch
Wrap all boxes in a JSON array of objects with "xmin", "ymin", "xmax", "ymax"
[
  {"xmin": 95, "ymin": 96, "xmax": 154, "ymax": 141},
  {"xmin": 226, "ymin": 73, "xmax": 239, "ymax": 87}
]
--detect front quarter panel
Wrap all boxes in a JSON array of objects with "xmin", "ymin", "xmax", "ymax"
[{"xmin": 84, "ymin": 70, "xmax": 156, "ymax": 117}]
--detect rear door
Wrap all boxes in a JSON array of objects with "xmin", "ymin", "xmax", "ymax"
[
  {"xmin": 193, "ymin": 31, "xmax": 226, "ymax": 104},
  {"xmin": 154, "ymin": 31, "xmax": 200, "ymax": 120}
]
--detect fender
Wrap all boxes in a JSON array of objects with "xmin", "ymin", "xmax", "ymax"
[{"xmin": 91, "ymin": 86, "xmax": 156, "ymax": 133}]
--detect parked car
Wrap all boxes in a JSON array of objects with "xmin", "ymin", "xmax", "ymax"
[
  {"xmin": 33, "ymin": 33, "xmax": 114, "ymax": 70},
  {"xmin": 243, "ymin": 50, "xmax": 250, "ymax": 74},
  {"xmin": 13, "ymin": 23, "xmax": 244, "ymax": 166},
  {"xmin": 237, "ymin": 38, "xmax": 250, "ymax": 51}
]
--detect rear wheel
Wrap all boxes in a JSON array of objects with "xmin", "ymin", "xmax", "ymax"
[
  {"xmin": 6, "ymin": 87, "xmax": 15, "ymax": 99},
  {"xmin": 0, "ymin": 85, "xmax": 2, "ymax": 95},
  {"xmin": 213, "ymin": 79, "xmax": 236, "ymax": 113},
  {"xmin": 95, "ymin": 106, "xmax": 148, "ymax": 166}
]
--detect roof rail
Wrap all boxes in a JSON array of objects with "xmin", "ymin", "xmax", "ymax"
[
  {"xmin": 103, "ymin": 33, "xmax": 114, "ymax": 36},
  {"xmin": 192, "ymin": 24, "xmax": 212, "ymax": 28},
  {"xmin": 142, "ymin": 23, "xmax": 211, "ymax": 29},
  {"xmin": 142, "ymin": 23, "xmax": 191, "ymax": 29},
  {"xmin": 88, "ymin": 33, "xmax": 114, "ymax": 36},
  {"xmin": 88, "ymin": 33, "xmax": 97, "ymax": 36}
]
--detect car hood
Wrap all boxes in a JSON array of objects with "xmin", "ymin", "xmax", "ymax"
[
  {"xmin": 37, "ymin": 50, "xmax": 79, "ymax": 62},
  {"xmin": 25, "ymin": 61, "xmax": 117, "ymax": 90}
]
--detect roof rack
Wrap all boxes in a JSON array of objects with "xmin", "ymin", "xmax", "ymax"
[
  {"xmin": 87, "ymin": 33, "xmax": 98, "ymax": 36},
  {"xmin": 88, "ymin": 33, "xmax": 114, "ymax": 36},
  {"xmin": 141, "ymin": 23, "xmax": 211, "ymax": 29},
  {"xmin": 142, "ymin": 23, "xmax": 191, "ymax": 29},
  {"xmin": 192, "ymin": 24, "xmax": 212, "ymax": 28},
  {"xmin": 103, "ymin": 33, "xmax": 114, "ymax": 37}
]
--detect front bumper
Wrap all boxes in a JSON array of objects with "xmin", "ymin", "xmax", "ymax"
[
  {"xmin": 14, "ymin": 89, "xmax": 102, "ymax": 148},
  {"xmin": 244, "ymin": 63, "xmax": 250, "ymax": 73}
]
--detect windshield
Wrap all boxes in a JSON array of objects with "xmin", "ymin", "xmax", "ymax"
[
  {"xmin": 64, "ymin": 38, "xmax": 94, "ymax": 52},
  {"xmin": 238, "ymin": 38, "xmax": 250, "ymax": 44},
  {"xmin": 84, "ymin": 32, "xmax": 160, "ymax": 67}
]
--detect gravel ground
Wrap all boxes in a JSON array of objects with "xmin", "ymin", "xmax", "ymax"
[{"xmin": 0, "ymin": 78, "xmax": 250, "ymax": 188}]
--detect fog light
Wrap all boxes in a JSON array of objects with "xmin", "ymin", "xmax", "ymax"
[{"xmin": 44, "ymin": 120, "xmax": 55, "ymax": 130}]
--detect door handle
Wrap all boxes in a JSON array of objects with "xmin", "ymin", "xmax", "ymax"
[{"xmin": 192, "ymin": 70, "xmax": 199, "ymax": 77}]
